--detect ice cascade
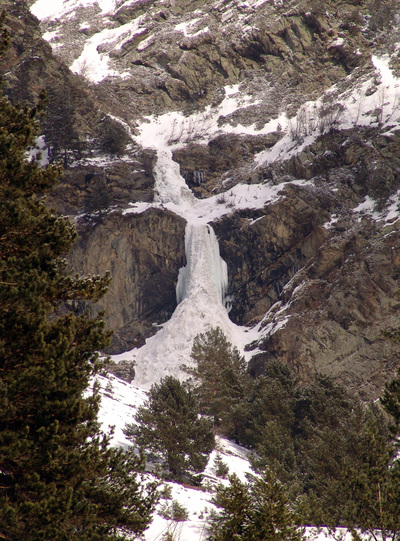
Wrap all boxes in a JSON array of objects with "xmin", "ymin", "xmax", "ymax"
[
  {"xmin": 113, "ymin": 148, "xmax": 255, "ymax": 388},
  {"xmin": 176, "ymin": 224, "xmax": 228, "ymax": 306}
]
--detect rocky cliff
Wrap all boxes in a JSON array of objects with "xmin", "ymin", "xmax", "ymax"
[
  {"xmin": 69, "ymin": 208, "xmax": 186, "ymax": 353},
  {"xmin": 5, "ymin": 0, "xmax": 400, "ymax": 398}
]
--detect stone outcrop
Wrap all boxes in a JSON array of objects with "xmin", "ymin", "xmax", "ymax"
[
  {"xmin": 48, "ymin": 151, "xmax": 157, "ymax": 215},
  {"xmin": 106, "ymin": 360, "xmax": 136, "ymax": 383},
  {"xmin": 284, "ymin": 128, "xmax": 400, "ymax": 203},
  {"xmin": 68, "ymin": 208, "xmax": 186, "ymax": 353},
  {"xmin": 248, "ymin": 217, "xmax": 400, "ymax": 400},
  {"xmin": 213, "ymin": 184, "xmax": 332, "ymax": 325},
  {"xmin": 173, "ymin": 133, "xmax": 282, "ymax": 195}
]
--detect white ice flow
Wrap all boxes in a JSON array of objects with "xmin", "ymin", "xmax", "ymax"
[
  {"xmin": 113, "ymin": 147, "xmax": 258, "ymax": 388},
  {"xmin": 176, "ymin": 224, "xmax": 228, "ymax": 306}
]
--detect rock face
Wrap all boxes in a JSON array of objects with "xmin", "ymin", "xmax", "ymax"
[
  {"xmin": 210, "ymin": 147, "xmax": 400, "ymax": 398},
  {"xmin": 247, "ymin": 216, "xmax": 400, "ymax": 399},
  {"xmin": 214, "ymin": 184, "xmax": 331, "ymax": 325},
  {"xmin": 6, "ymin": 0, "xmax": 400, "ymax": 398},
  {"xmin": 172, "ymin": 133, "xmax": 282, "ymax": 196},
  {"xmin": 48, "ymin": 151, "xmax": 157, "ymax": 215},
  {"xmin": 68, "ymin": 209, "xmax": 186, "ymax": 353},
  {"xmin": 31, "ymin": 0, "xmax": 378, "ymax": 120}
]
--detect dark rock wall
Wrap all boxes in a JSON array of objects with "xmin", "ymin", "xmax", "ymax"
[
  {"xmin": 68, "ymin": 209, "xmax": 186, "ymax": 353},
  {"xmin": 213, "ymin": 186, "xmax": 330, "ymax": 325},
  {"xmin": 249, "ymin": 218, "xmax": 400, "ymax": 399}
]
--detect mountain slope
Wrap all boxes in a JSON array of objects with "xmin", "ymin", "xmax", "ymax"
[{"xmin": 19, "ymin": 0, "xmax": 400, "ymax": 397}]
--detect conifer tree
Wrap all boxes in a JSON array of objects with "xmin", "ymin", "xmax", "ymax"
[
  {"xmin": 208, "ymin": 470, "xmax": 304, "ymax": 541},
  {"xmin": 184, "ymin": 327, "xmax": 249, "ymax": 437},
  {"xmin": 341, "ymin": 404, "xmax": 400, "ymax": 541},
  {"xmin": 381, "ymin": 364, "xmax": 400, "ymax": 435},
  {"xmin": 0, "ymin": 35, "xmax": 156, "ymax": 538},
  {"xmin": 44, "ymin": 85, "xmax": 80, "ymax": 165},
  {"xmin": 241, "ymin": 361, "xmax": 296, "ymax": 468},
  {"xmin": 124, "ymin": 376, "xmax": 214, "ymax": 483}
]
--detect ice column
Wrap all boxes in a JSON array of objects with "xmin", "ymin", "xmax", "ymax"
[{"xmin": 176, "ymin": 224, "xmax": 228, "ymax": 306}]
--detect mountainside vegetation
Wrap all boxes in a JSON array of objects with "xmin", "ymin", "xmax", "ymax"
[
  {"xmin": 186, "ymin": 327, "xmax": 400, "ymax": 537},
  {"xmin": 208, "ymin": 470, "xmax": 304, "ymax": 541},
  {"xmin": 124, "ymin": 376, "xmax": 215, "ymax": 484},
  {"xmin": 0, "ymin": 30, "xmax": 158, "ymax": 538}
]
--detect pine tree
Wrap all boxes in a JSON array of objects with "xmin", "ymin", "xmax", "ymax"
[
  {"xmin": 341, "ymin": 404, "xmax": 400, "ymax": 541},
  {"xmin": 124, "ymin": 376, "xmax": 215, "ymax": 483},
  {"xmin": 0, "ymin": 42, "xmax": 156, "ymax": 538},
  {"xmin": 84, "ymin": 176, "xmax": 113, "ymax": 222},
  {"xmin": 242, "ymin": 361, "xmax": 296, "ymax": 465},
  {"xmin": 44, "ymin": 85, "xmax": 80, "ymax": 165},
  {"xmin": 381, "ymin": 365, "xmax": 400, "ymax": 435},
  {"xmin": 184, "ymin": 327, "xmax": 249, "ymax": 438},
  {"xmin": 208, "ymin": 470, "xmax": 304, "ymax": 541}
]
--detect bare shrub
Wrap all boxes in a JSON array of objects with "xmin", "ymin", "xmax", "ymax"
[
  {"xmin": 167, "ymin": 111, "xmax": 215, "ymax": 145},
  {"xmin": 289, "ymin": 98, "xmax": 345, "ymax": 142},
  {"xmin": 317, "ymin": 100, "xmax": 345, "ymax": 133},
  {"xmin": 75, "ymin": 57, "xmax": 91, "ymax": 81},
  {"xmin": 216, "ymin": 193, "xmax": 227, "ymax": 204}
]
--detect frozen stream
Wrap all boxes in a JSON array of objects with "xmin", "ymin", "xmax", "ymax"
[{"xmin": 115, "ymin": 149, "xmax": 257, "ymax": 388}]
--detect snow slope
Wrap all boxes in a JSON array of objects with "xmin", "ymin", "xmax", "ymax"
[
  {"xmin": 96, "ymin": 369, "xmax": 356, "ymax": 541},
  {"xmin": 96, "ymin": 375, "xmax": 253, "ymax": 541}
]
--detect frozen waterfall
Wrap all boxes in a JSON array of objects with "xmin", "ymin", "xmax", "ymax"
[
  {"xmin": 114, "ymin": 148, "xmax": 256, "ymax": 388},
  {"xmin": 153, "ymin": 149, "xmax": 196, "ymax": 208},
  {"xmin": 176, "ymin": 224, "xmax": 228, "ymax": 306}
]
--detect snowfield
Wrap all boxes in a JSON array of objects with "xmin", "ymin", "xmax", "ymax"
[
  {"xmin": 97, "ymin": 375, "xmax": 360, "ymax": 541},
  {"xmin": 96, "ymin": 375, "xmax": 253, "ymax": 540}
]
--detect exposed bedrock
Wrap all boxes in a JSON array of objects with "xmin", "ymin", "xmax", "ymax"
[
  {"xmin": 210, "ymin": 174, "xmax": 400, "ymax": 400},
  {"xmin": 48, "ymin": 150, "xmax": 157, "ymax": 215},
  {"xmin": 68, "ymin": 208, "xmax": 186, "ymax": 353},
  {"xmin": 248, "ymin": 218, "xmax": 400, "ymax": 400},
  {"xmin": 213, "ymin": 184, "xmax": 332, "ymax": 325}
]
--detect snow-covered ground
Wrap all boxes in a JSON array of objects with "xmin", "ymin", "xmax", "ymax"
[
  {"xmin": 31, "ymin": 0, "xmax": 121, "ymax": 20},
  {"xmin": 96, "ymin": 373, "xmax": 358, "ymax": 541},
  {"xmin": 96, "ymin": 374, "xmax": 253, "ymax": 540}
]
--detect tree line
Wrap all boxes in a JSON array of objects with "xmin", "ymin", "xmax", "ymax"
[{"xmin": 126, "ymin": 326, "xmax": 400, "ymax": 541}]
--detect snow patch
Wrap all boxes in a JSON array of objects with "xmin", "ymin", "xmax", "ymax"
[
  {"xmin": 174, "ymin": 18, "xmax": 201, "ymax": 36},
  {"xmin": 27, "ymin": 136, "xmax": 49, "ymax": 166},
  {"xmin": 97, "ymin": 374, "xmax": 147, "ymax": 448},
  {"xmin": 70, "ymin": 17, "xmax": 144, "ymax": 81},
  {"xmin": 31, "ymin": 0, "xmax": 118, "ymax": 20}
]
